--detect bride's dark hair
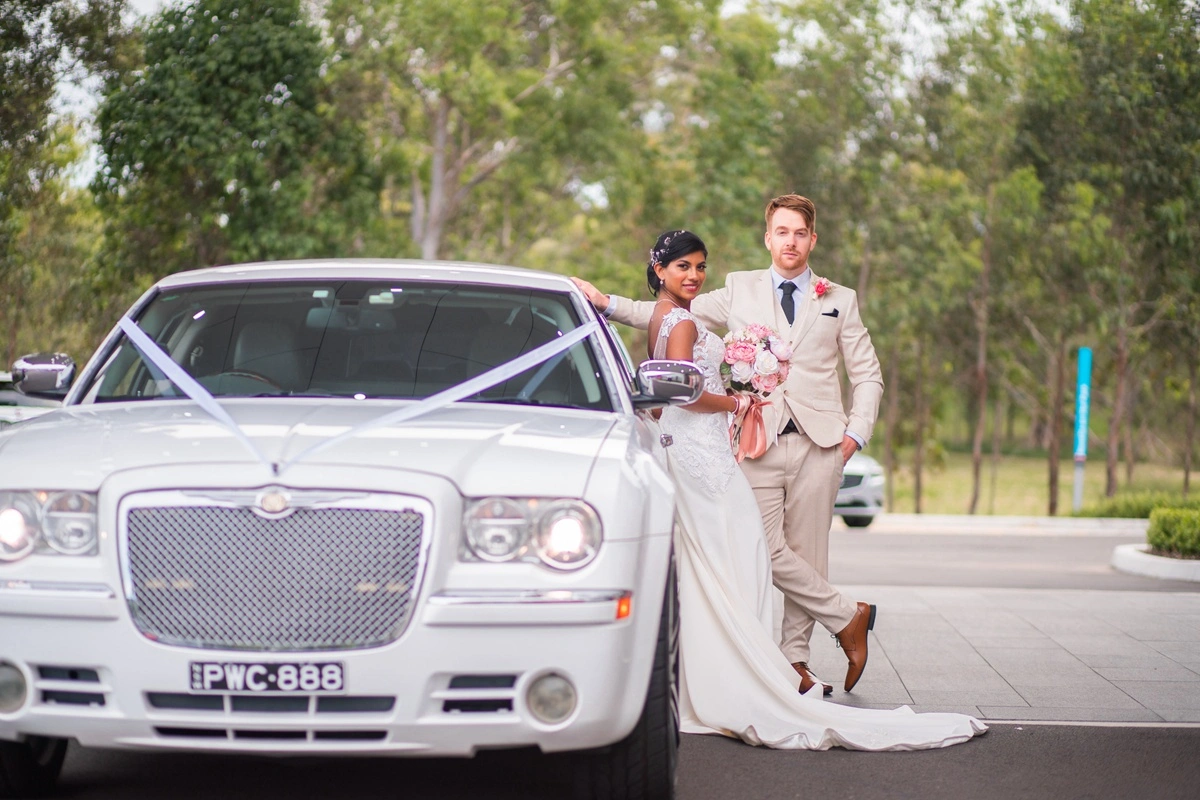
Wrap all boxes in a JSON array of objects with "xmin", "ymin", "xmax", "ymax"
[{"xmin": 646, "ymin": 230, "xmax": 707, "ymax": 295}]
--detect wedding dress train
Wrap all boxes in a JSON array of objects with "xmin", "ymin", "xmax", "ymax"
[{"xmin": 654, "ymin": 307, "xmax": 986, "ymax": 750}]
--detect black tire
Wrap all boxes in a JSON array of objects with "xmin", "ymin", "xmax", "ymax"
[
  {"xmin": 843, "ymin": 515, "xmax": 875, "ymax": 528},
  {"xmin": 0, "ymin": 736, "xmax": 68, "ymax": 798},
  {"xmin": 574, "ymin": 556, "xmax": 679, "ymax": 800}
]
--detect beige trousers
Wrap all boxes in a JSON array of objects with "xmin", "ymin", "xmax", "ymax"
[{"xmin": 740, "ymin": 430, "xmax": 858, "ymax": 663}]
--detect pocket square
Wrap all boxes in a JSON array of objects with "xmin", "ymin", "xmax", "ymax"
[{"xmin": 821, "ymin": 308, "xmax": 840, "ymax": 318}]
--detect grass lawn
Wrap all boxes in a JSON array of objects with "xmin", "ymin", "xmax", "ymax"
[{"xmin": 883, "ymin": 450, "xmax": 1191, "ymax": 516}]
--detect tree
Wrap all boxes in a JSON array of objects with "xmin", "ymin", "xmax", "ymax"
[
  {"xmin": 1, "ymin": 0, "xmax": 129, "ymax": 341},
  {"xmin": 92, "ymin": 0, "xmax": 375, "ymax": 282},
  {"xmin": 323, "ymin": 0, "xmax": 713, "ymax": 260}
]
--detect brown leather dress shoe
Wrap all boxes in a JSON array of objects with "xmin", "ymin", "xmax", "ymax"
[
  {"xmin": 835, "ymin": 602, "xmax": 877, "ymax": 692},
  {"xmin": 791, "ymin": 662, "xmax": 833, "ymax": 696}
]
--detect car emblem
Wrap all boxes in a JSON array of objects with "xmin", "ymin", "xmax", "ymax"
[{"xmin": 258, "ymin": 490, "xmax": 290, "ymax": 515}]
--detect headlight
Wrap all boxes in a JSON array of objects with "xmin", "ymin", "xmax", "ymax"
[
  {"xmin": 0, "ymin": 491, "xmax": 100, "ymax": 562},
  {"xmin": 463, "ymin": 498, "xmax": 602, "ymax": 570}
]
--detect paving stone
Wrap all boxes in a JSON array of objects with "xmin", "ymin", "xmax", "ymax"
[
  {"xmin": 1153, "ymin": 709, "xmax": 1200, "ymax": 722},
  {"xmin": 974, "ymin": 646, "xmax": 1081, "ymax": 668},
  {"xmin": 960, "ymin": 635, "xmax": 1061, "ymax": 650},
  {"xmin": 976, "ymin": 706, "xmax": 1166, "ymax": 722},
  {"xmin": 1013, "ymin": 684, "xmax": 1145, "ymax": 709},
  {"xmin": 909, "ymin": 688, "xmax": 1027, "ymax": 706},
  {"xmin": 876, "ymin": 639, "xmax": 991, "ymax": 668},
  {"xmin": 1075, "ymin": 652, "xmax": 1191, "ymax": 669},
  {"xmin": 1047, "ymin": 634, "xmax": 1161, "ymax": 657},
  {"xmin": 871, "ymin": 612, "xmax": 960, "ymax": 633},
  {"xmin": 1112, "ymin": 681, "xmax": 1200, "ymax": 709},
  {"xmin": 1144, "ymin": 641, "xmax": 1200, "ymax": 661},
  {"xmin": 1102, "ymin": 613, "xmax": 1200, "ymax": 642},
  {"xmin": 898, "ymin": 665, "xmax": 1013, "ymax": 692},
  {"xmin": 1021, "ymin": 614, "xmax": 1125, "ymax": 637},
  {"xmin": 944, "ymin": 612, "xmax": 1042, "ymax": 638},
  {"xmin": 1093, "ymin": 665, "xmax": 1200, "ymax": 682}
]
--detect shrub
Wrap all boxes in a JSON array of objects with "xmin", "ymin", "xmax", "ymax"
[
  {"xmin": 1077, "ymin": 491, "xmax": 1200, "ymax": 519},
  {"xmin": 1148, "ymin": 508, "xmax": 1200, "ymax": 557}
]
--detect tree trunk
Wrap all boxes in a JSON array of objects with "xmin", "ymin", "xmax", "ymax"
[
  {"xmin": 5, "ymin": 277, "xmax": 23, "ymax": 367},
  {"xmin": 913, "ymin": 339, "xmax": 926, "ymax": 515},
  {"xmin": 1047, "ymin": 334, "xmax": 1068, "ymax": 516},
  {"xmin": 883, "ymin": 345, "xmax": 900, "ymax": 513},
  {"xmin": 1105, "ymin": 324, "xmax": 1129, "ymax": 497},
  {"xmin": 856, "ymin": 228, "xmax": 871, "ymax": 310},
  {"xmin": 988, "ymin": 390, "xmax": 1003, "ymax": 515},
  {"xmin": 1123, "ymin": 382, "xmax": 1137, "ymax": 485},
  {"xmin": 968, "ymin": 223, "xmax": 992, "ymax": 514},
  {"xmin": 419, "ymin": 97, "xmax": 452, "ymax": 260},
  {"xmin": 1186, "ymin": 358, "xmax": 1196, "ymax": 499}
]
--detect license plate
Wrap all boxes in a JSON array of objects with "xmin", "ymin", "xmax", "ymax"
[{"xmin": 189, "ymin": 661, "xmax": 345, "ymax": 693}]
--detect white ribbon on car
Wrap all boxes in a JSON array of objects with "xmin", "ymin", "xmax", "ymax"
[{"xmin": 117, "ymin": 315, "xmax": 600, "ymax": 476}]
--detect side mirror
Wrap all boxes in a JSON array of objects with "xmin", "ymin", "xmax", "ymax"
[
  {"xmin": 11, "ymin": 353, "xmax": 76, "ymax": 398},
  {"xmin": 632, "ymin": 360, "xmax": 704, "ymax": 407}
]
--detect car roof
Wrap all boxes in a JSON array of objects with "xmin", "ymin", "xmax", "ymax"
[{"xmin": 156, "ymin": 259, "xmax": 577, "ymax": 293}]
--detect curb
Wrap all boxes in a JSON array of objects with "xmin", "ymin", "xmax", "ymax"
[{"xmin": 1111, "ymin": 543, "xmax": 1200, "ymax": 582}]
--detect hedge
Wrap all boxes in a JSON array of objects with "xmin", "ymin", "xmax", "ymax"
[
  {"xmin": 1077, "ymin": 491, "xmax": 1200, "ymax": 519},
  {"xmin": 1147, "ymin": 508, "xmax": 1200, "ymax": 558}
]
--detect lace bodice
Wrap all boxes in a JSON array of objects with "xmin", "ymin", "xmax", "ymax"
[{"xmin": 654, "ymin": 307, "xmax": 738, "ymax": 494}]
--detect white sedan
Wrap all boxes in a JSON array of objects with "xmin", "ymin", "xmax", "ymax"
[
  {"xmin": 0, "ymin": 260, "xmax": 702, "ymax": 799},
  {"xmin": 835, "ymin": 452, "xmax": 885, "ymax": 528}
]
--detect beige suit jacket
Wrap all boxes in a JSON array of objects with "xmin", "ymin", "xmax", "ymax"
[{"xmin": 609, "ymin": 269, "xmax": 884, "ymax": 449}]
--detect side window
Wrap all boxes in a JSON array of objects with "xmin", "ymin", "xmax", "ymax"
[{"xmin": 600, "ymin": 320, "xmax": 637, "ymax": 391}]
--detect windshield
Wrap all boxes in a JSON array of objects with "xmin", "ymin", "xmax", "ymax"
[{"xmin": 77, "ymin": 280, "xmax": 613, "ymax": 411}]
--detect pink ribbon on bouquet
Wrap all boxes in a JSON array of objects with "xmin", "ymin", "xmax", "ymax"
[{"xmin": 730, "ymin": 394, "xmax": 769, "ymax": 463}]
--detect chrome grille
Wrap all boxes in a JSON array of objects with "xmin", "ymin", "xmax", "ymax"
[{"xmin": 126, "ymin": 506, "xmax": 424, "ymax": 651}]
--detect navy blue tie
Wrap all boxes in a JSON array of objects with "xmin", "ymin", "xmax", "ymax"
[{"xmin": 780, "ymin": 282, "xmax": 797, "ymax": 325}]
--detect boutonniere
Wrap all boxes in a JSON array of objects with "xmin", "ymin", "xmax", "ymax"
[{"xmin": 811, "ymin": 277, "xmax": 832, "ymax": 301}]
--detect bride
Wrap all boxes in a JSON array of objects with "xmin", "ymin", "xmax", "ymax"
[{"xmin": 624, "ymin": 230, "xmax": 984, "ymax": 750}]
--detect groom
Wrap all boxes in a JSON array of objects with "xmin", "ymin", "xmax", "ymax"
[{"xmin": 579, "ymin": 194, "xmax": 882, "ymax": 693}]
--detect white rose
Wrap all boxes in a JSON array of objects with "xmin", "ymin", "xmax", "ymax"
[
  {"xmin": 731, "ymin": 360, "xmax": 756, "ymax": 383},
  {"xmin": 755, "ymin": 350, "xmax": 780, "ymax": 375}
]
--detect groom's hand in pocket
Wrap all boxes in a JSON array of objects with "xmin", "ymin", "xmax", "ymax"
[{"xmin": 841, "ymin": 435, "xmax": 858, "ymax": 465}]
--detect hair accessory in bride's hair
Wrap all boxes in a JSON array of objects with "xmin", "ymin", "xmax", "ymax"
[{"xmin": 649, "ymin": 230, "xmax": 686, "ymax": 268}]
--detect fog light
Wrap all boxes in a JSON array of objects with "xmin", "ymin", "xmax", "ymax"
[
  {"xmin": 526, "ymin": 673, "xmax": 576, "ymax": 725},
  {"xmin": 0, "ymin": 663, "xmax": 27, "ymax": 714}
]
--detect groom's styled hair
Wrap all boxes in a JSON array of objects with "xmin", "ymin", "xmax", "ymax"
[{"xmin": 765, "ymin": 194, "xmax": 816, "ymax": 231}]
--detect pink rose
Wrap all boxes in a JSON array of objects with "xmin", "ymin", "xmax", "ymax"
[
  {"xmin": 746, "ymin": 323, "xmax": 773, "ymax": 340},
  {"xmin": 777, "ymin": 361, "xmax": 790, "ymax": 381},
  {"xmin": 752, "ymin": 372, "xmax": 780, "ymax": 393},
  {"xmin": 726, "ymin": 341, "xmax": 757, "ymax": 364}
]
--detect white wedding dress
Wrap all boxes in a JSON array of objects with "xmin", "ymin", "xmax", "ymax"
[{"xmin": 654, "ymin": 308, "xmax": 986, "ymax": 750}]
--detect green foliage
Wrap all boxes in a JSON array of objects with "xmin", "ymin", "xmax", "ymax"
[
  {"xmin": 1, "ymin": 0, "xmax": 130, "ymax": 291},
  {"xmin": 1147, "ymin": 508, "xmax": 1200, "ymax": 557},
  {"xmin": 1078, "ymin": 492, "xmax": 1200, "ymax": 519},
  {"xmin": 92, "ymin": 0, "xmax": 375, "ymax": 281},
  {"xmin": 5, "ymin": 0, "xmax": 1200, "ymax": 513}
]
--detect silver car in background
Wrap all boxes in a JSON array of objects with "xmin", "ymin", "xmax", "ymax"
[{"xmin": 835, "ymin": 452, "xmax": 885, "ymax": 528}]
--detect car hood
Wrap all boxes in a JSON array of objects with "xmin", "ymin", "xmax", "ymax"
[{"xmin": 0, "ymin": 401, "xmax": 617, "ymax": 497}]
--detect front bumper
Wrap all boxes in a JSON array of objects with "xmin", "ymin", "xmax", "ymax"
[
  {"xmin": 0, "ymin": 544, "xmax": 671, "ymax": 757},
  {"xmin": 0, "ymin": 581, "xmax": 664, "ymax": 756}
]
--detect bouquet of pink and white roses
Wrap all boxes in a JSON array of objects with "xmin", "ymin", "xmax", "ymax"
[
  {"xmin": 721, "ymin": 324, "xmax": 791, "ymax": 462},
  {"xmin": 721, "ymin": 324, "xmax": 792, "ymax": 396}
]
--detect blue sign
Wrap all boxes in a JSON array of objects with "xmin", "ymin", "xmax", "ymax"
[{"xmin": 1073, "ymin": 347, "xmax": 1092, "ymax": 461}]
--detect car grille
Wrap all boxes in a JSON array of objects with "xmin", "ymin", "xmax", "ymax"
[
  {"xmin": 839, "ymin": 474, "xmax": 864, "ymax": 489},
  {"xmin": 125, "ymin": 505, "xmax": 424, "ymax": 651}
]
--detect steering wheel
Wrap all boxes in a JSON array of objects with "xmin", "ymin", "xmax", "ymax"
[{"xmin": 222, "ymin": 369, "xmax": 282, "ymax": 391}]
